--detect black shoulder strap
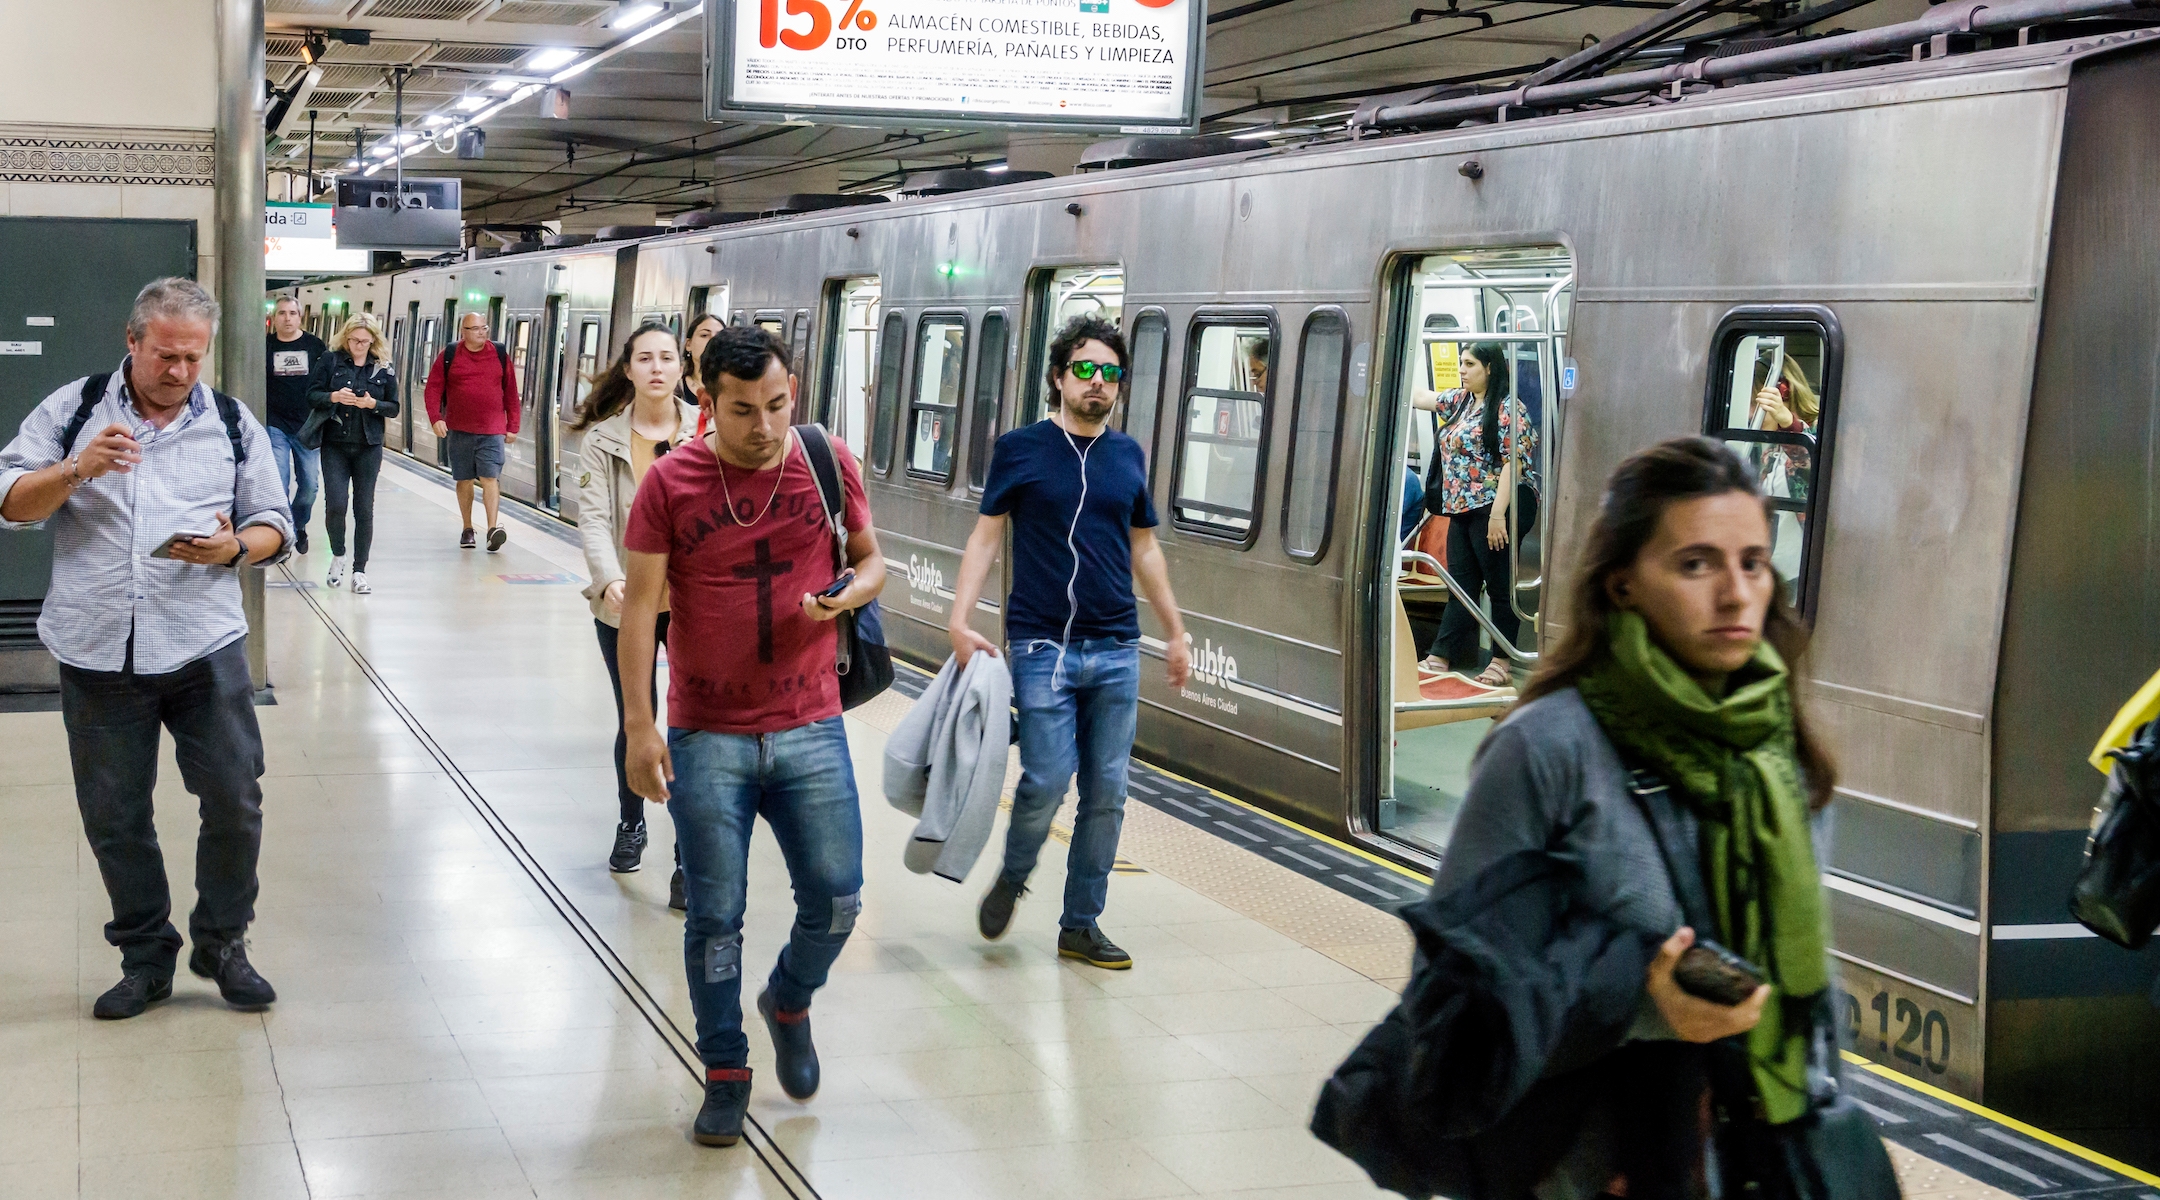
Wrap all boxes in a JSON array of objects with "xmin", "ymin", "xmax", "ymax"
[
  {"xmin": 496, "ymin": 340, "xmax": 510, "ymax": 368},
  {"xmin": 1624, "ymin": 769, "xmax": 1718, "ymax": 932},
  {"xmin": 210, "ymin": 390, "xmax": 247, "ymax": 465},
  {"xmin": 59, "ymin": 373, "xmax": 112, "ymax": 456},
  {"xmin": 793, "ymin": 423, "xmax": 848, "ymax": 569}
]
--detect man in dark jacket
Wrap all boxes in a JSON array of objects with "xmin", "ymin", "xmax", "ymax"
[
  {"xmin": 265, "ymin": 296, "xmax": 325, "ymax": 554},
  {"xmin": 424, "ymin": 311, "xmax": 520, "ymax": 551}
]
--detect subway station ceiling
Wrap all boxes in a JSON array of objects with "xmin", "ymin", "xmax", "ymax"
[{"xmin": 264, "ymin": 0, "xmax": 1923, "ymax": 230}]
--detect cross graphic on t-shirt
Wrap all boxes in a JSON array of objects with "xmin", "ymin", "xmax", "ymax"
[{"xmin": 732, "ymin": 538, "xmax": 794, "ymax": 663}]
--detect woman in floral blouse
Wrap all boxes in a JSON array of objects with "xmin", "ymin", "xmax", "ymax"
[{"xmin": 1413, "ymin": 342, "xmax": 1540, "ymax": 688}]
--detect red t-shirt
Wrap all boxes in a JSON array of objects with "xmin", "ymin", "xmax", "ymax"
[{"xmin": 624, "ymin": 433, "xmax": 870, "ymax": 735}]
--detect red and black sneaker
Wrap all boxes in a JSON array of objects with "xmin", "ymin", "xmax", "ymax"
[{"xmin": 694, "ymin": 1067, "xmax": 752, "ymax": 1146}]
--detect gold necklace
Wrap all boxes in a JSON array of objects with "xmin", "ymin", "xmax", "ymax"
[{"xmin": 715, "ymin": 431, "xmax": 790, "ymax": 527}]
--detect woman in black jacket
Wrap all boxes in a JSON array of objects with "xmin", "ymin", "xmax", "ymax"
[{"xmin": 308, "ymin": 314, "xmax": 399, "ymax": 594}]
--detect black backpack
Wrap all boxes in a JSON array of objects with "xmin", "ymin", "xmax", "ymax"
[
  {"xmin": 436, "ymin": 340, "xmax": 509, "ymax": 380},
  {"xmin": 2071, "ymin": 718, "xmax": 2160, "ymax": 948},
  {"xmin": 60, "ymin": 372, "xmax": 245, "ymax": 465}
]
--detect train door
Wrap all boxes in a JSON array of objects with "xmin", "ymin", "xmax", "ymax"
[
  {"xmin": 1017, "ymin": 265, "xmax": 1123, "ymax": 427},
  {"xmin": 536, "ymin": 295, "xmax": 567, "ymax": 512},
  {"xmin": 1376, "ymin": 245, "xmax": 1573, "ymax": 855},
  {"xmin": 413, "ymin": 314, "xmax": 442, "ymax": 464},
  {"xmin": 502, "ymin": 315, "xmax": 540, "ymax": 507},
  {"xmin": 554, "ymin": 316, "xmax": 601, "ymax": 515},
  {"xmin": 787, "ymin": 309, "xmax": 811, "ymax": 422},
  {"xmin": 819, "ymin": 276, "xmax": 880, "ymax": 458},
  {"xmin": 487, "ymin": 296, "xmax": 505, "ymax": 341},
  {"xmin": 387, "ymin": 316, "xmax": 408, "ymax": 452}
]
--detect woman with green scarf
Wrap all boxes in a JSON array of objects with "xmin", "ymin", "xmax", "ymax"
[{"xmin": 1431, "ymin": 438, "xmax": 1861, "ymax": 1200}]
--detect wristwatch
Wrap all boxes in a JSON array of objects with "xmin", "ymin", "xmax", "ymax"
[{"xmin": 225, "ymin": 547, "xmax": 248, "ymax": 569}]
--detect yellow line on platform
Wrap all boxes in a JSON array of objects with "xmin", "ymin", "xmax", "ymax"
[
  {"xmin": 1138, "ymin": 761, "xmax": 1436, "ymax": 886},
  {"xmin": 1840, "ymin": 1052, "xmax": 2160, "ymax": 1185}
]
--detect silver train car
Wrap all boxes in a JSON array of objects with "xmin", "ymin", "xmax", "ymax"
[{"xmin": 289, "ymin": 32, "xmax": 2160, "ymax": 1160}]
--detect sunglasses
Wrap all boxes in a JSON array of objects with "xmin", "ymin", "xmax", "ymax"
[{"xmin": 1066, "ymin": 360, "xmax": 1125, "ymax": 383}]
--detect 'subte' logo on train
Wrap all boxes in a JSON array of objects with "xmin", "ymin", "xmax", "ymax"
[
  {"xmin": 1184, "ymin": 632, "xmax": 1238, "ymax": 690},
  {"xmin": 905, "ymin": 555, "xmax": 945, "ymax": 596}
]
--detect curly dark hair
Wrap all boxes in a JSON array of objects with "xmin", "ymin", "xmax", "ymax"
[
  {"xmin": 700, "ymin": 323, "xmax": 788, "ymax": 395},
  {"xmin": 1044, "ymin": 314, "xmax": 1127, "ymax": 405}
]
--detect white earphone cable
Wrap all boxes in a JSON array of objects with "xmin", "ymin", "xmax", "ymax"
[{"xmin": 1053, "ymin": 421, "xmax": 1093, "ymax": 691}]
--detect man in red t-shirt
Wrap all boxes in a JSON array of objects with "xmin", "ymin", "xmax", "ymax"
[
  {"xmin": 424, "ymin": 312, "xmax": 521, "ymax": 551},
  {"xmin": 618, "ymin": 325, "xmax": 885, "ymax": 1148}
]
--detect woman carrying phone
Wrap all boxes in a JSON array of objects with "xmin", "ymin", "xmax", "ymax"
[
  {"xmin": 306, "ymin": 314, "xmax": 398, "ymax": 594},
  {"xmin": 569, "ymin": 322, "xmax": 699, "ymax": 897},
  {"xmin": 1431, "ymin": 437, "xmax": 1846, "ymax": 1197}
]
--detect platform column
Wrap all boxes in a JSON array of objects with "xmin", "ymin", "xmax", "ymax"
[{"xmin": 216, "ymin": 0, "xmax": 269, "ymax": 691}]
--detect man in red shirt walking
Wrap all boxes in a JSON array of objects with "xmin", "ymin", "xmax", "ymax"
[
  {"xmin": 425, "ymin": 312, "xmax": 520, "ymax": 550},
  {"xmin": 618, "ymin": 326, "xmax": 885, "ymax": 1148}
]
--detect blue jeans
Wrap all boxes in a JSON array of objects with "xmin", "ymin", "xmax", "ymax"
[
  {"xmin": 666, "ymin": 717, "xmax": 864, "ymax": 1069},
  {"xmin": 1001, "ymin": 637, "xmax": 1141, "ymax": 930},
  {"xmin": 267, "ymin": 426, "xmax": 319, "ymax": 533}
]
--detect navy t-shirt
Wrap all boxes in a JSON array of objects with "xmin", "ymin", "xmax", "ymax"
[{"xmin": 979, "ymin": 420, "xmax": 1158, "ymax": 642}]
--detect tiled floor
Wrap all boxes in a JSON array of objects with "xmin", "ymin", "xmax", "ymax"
[{"xmin": 0, "ymin": 463, "xmax": 2014, "ymax": 1200}]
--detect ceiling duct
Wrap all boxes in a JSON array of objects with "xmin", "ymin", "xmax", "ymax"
[
  {"xmin": 1076, "ymin": 136, "xmax": 1241, "ymax": 172},
  {"xmin": 898, "ymin": 168, "xmax": 1054, "ymax": 197},
  {"xmin": 761, "ymin": 193, "xmax": 892, "ymax": 216}
]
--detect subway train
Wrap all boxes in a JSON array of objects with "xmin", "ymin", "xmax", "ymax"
[{"xmin": 293, "ymin": 30, "xmax": 2160, "ymax": 1159}]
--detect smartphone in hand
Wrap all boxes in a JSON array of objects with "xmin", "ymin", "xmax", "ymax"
[
  {"xmin": 815, "ymin": 573, "xmax": 854, "ymax": 601},
  {"xmin": 149, "ymin": 531, "xmax": 211, "ymax": 560},
  {"xmin": 1672, "ymin": 938, "xmax": 1766, "ymax": 1006}
]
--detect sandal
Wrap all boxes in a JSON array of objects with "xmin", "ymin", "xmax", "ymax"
[
  {"xmin": 1474, "ymin": 659, "xmax": 1513, "ymax": 688},
  {"xmin": 1418, "ymin": 656, "xmax": 1450, "ymax": 676}
]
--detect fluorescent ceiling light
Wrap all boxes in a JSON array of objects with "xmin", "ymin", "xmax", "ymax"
[
  {"xmin": 422, "ymin": 114, "xmax": 450, "ymax": 126},
  {"xmin": 526, "ymin": 47, "xmax": 579, "ymax": 71},
  {"xmin": 620, "ymin": 4, "xmax": 700, "ymax": 48},
  {"xmin": 611, "ymin": 3, "xmax": 663, "ymax": 28},
  {"xmin": 489, "ymin": 79, "xmax": 519, "ymax": 92},
  {"xmin": 456, "ymin": 95, "xmax": 488, "ymax": 111},
  {"xmin": 342, "ymin": 159, "xmax": 359, "ymax": 169},
  {"xmin": 985, "ymin": 163, "xmax": 1007, "ymax": 172},
  {"xmin": 368, "ymin": 144, "xmax": 396, "ymax": 157},
  {"xmin": 551, "ymin": 57, "xmax": 596, "ymax": 82}
]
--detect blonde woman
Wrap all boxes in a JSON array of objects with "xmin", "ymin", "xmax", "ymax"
[{"xmin": 306, "ymin": 313, "xmax": 399, "ymax": 594}]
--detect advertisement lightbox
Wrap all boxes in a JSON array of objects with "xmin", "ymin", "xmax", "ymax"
[{"xmin": 705, "ymin": 0, "xmax": 1203, "ymax": 132}]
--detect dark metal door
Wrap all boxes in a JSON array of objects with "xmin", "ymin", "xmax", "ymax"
[{"xmin": 0, "ymin": 217, "xmax": 196, "ymax": 646}]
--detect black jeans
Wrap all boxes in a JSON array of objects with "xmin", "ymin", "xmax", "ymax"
[
  {"xmin": 321, "ymin": 441, "xmax": 383, "ymax": 570},
  {"xmin": 596, "ymin": 612, "xmax": 671, "ymax": 826},
  {"xmin": 58, "ymin": 638, "xmax": 266, "ymax": 974},
  {"xmin": 1436, "ymin": 489, "xmax": 1538, "ymax": 670}
]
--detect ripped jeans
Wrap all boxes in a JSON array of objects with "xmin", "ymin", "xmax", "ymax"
[{"xmin": 666, "ymin": 716, "xmax": 864, "ymax": 1070}]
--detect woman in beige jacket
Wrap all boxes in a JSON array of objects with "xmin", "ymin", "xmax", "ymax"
[{"xmin": 570, "ymin": 321, "xmax": 700, "ymax": 896}]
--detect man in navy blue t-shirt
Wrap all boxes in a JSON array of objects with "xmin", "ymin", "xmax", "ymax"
[{"xmin": 948, "ymin": 315, "xmax": 1191, "ymax": 969}]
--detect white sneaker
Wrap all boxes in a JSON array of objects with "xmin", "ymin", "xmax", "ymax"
[
  {"xmin": 327, "ymin": 556, "xmax": 348, "ymax": 588},
  {"xmin": 349, "ymin": 571, "xmax": 371, "ymax": 595}
]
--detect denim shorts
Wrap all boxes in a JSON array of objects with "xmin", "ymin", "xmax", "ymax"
[{"xmin": 446, "ymin": 431, "xmax": 505, "ymax": 481}]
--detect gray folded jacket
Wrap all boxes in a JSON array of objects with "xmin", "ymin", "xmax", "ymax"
[{"xmin": 882, "ymin": 651, "xmax": 1013, "ymax": 882}]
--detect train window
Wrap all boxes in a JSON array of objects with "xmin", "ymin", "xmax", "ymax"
[
  {"xmin": 362, "ymin": 300, "xmax": 374, "ymax": 314},
  {"xmin": 870, "ymin": 311, "xmax": 907, "ymax": 475},
  {"xmin": 788, "ymin": 310, "xmax": 810, "ymax": 379},
  {"xmin": 417, "ymin": 318, "xmax": 439, "ymax": 388},
  {"xmin": 487, "ymin": 297, "xmax": 505, "ymax": 340},
  {"xmin": 1171, "ymin": 315, "xmax": 1276, "ymax": 543},
  {"xmin": 821, "ymin": 276, "xmax": 881, "ymax": 459},
  {"xmin": 573, "ymin": 319, "xmax": 603, "ymax": 411},
  {"xmin": 967, "ymin": 310, "xmax": 1010, "ymax": 492},
  {"xmin": 754, "ymin": 312, "xmax": 785, "ymax": 340},
  {"xmin": 1283, "ymin": 308, "xmax": 1350, "ymax": 561},
  {"xmin": 1702, "ymin": 306, "xmax": 1842, "ymax": 618},
  {"xmin": 906, "ymin": 314, "xmax": 968, "ymax": 483},
  {"xmin": 1020, "ymin": 265, "xmax": 1124, "ymax": 426},
  {"xmin": 510, "ymin": 319, "xmax": 534, "ymax": 401},
  {"xmin": 1123, "ymin": 309, "xmax": 1169, "ymax": 475},
  {"xmin": 669, "ymin": 313, "xmax": 681, "ymax": 338}
]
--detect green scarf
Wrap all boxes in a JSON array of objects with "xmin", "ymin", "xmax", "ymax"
[{"xmin": 1575, "ymin": 610, "xmax": 1828, "ymax": 1124}]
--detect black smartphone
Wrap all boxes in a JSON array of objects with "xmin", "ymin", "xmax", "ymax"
[
  {"xmin": 815, "ymin": 573, "xmax": 853, "ymax": 600},
  {"xmin": 1672, "ymin": 938, "xmax": 1766, "ymax": 1006},
  {"xmin": 149, "ymin": 531, "xmax": 211, "ymax": 560}
]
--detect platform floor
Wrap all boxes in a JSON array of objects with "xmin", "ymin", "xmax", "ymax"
[{"xmin": 0, "ymin": 460, "xmax": 2034, "ymax": 1199}]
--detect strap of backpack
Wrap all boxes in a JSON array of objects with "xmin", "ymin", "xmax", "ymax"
[
  {"xmin": 210, "ymin": 390, "xmax": 246, "ymax": 465},
  {"xmin": 793, "ymin": 423, "xmax": 849, "ymax": 572},
  {"xmin": 58, "ymin": 373, "xmax": 112, "ymax": 456}
]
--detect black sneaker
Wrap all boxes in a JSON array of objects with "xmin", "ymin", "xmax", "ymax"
[
  {"xmin": 92, "ymin": 969, "xmax": 172, "ymax": 1020},
  {"xmin": 294, "ymin": 528, "xmax": 309, "ymax": 555},
  {"xmin": 1057, "ymin": 925, "xmax": 1132, "ymax": 970},
  {"xmin": 608, "ymin": 821, "xmax": 648, "ymax": 873},
  {"xmin": 188, "ymin": 939, "xmax": 277, "ymax": 1010},
  {"xmin": 758, "ymin": 987, "xmax": 820, "ymax": 1100},
  {"xmin": 694, "ymin": 1067, "xmax": 753, "ymax": 1146},
  {"xmin": 978, "ymin": 875, "xmax": 1027, "ymax": 941},
  {"xmin": 459, "ymin": 528, "xmax": 477, "ymax": 549},
  {"xmin": 487, "ymin": 526, "xmax": 508, "ymax": 552}
]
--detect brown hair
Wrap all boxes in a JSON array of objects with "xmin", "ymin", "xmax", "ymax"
[
  {"xmin": 568, "ymin": 322, "xmax": 677, "ymax": 432},
  {"xmin": 1518, "ymin": 436, "xmax": 1838, "ymax": 809}
]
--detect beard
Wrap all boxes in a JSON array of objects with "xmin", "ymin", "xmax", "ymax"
[{"xmin": 1066, "ymin": 392, "xmax": 1114, "ymax": 422}]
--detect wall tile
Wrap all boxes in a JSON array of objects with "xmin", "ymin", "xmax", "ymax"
[{"xmin": 8, "ymin": 181, "xmax": 124, "ymax": 218}]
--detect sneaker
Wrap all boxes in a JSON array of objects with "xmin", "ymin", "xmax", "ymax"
[
  {"xmin": 608, "ymin": 820, "xmax": 648, "ymax": 873},
  {"xmin": 459, "ymin": 527, "xmax": 477, "ymax": 549},
  {"xmin": 669, "ymin": 866, "xmax": 688, "ymax": 912},
  {"xmin": 294, "ymin": 528, "xmax": 309, "ymax": 555},
  {"xmin": 92, "ymin": 968, "xmax": 172, "ymax": 1020},
  {"xmin": 188, "ymin": 938, "xmax": 277, "ymax": 1010},
  {"xmin": 326, "ymin": 555, "xmax": 348, "ymax": 588},
  {"xmin": 693, "ymin": 1067, "xmax": 753, "ymax": 1146},
  {"xmin": 978, "ymin": 875, "xmax": 1028, "ymax": 941},
  {"xmin": 349, "ymin": 571, "xmax": 371, "ymax": 595},
  {"xmin": 758, "ymin": 987, "xmax": 820, "ymax": 1100},
  {"xmin": 487, "ymin": 526, "xmax": 508, "ymax": 553},
  {"xmin": 1057, "ymin": 925, "xmax": 1132, "ymax": 970}
]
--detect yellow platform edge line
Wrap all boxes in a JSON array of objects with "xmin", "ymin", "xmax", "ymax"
[
  {"xmin": 1137, "ymin": 760, "xmax": 1436, "ymax": 885},
  {"xmin": 1839, "ymin": 1052, "xmax": 2160, "ymax": 1186}
]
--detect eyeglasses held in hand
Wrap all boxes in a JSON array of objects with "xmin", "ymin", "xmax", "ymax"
[{"xmin": 1066, "ymin": 360, "xmax": 1125, "ymax": 383}]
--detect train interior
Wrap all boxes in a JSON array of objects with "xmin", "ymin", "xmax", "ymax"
[{"xmin": 1383, "ymin": 245, "xmax": 1572, "ymax": 854}]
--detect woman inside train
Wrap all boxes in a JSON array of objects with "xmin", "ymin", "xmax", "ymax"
[
  {"xmin": 679, "ymin": 313, "xmax": 725, "ymax": 409},
  {"xmin": 569, "ymin": 322, "xmax": 701, "ymax": 901},
  {"xmin": 1411, "ymin": 342, "xmax": 1539, "ymax": 687},
  {"xmin": 1432, "ymin": 437, "xmax": 1852, "ymax": 1197},
  {"xmin": 307, "ymin": 313, "xmax": 400, "ymax": 596}
]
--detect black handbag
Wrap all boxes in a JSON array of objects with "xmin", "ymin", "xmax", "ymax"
[
  {"xmin": 2070, "ymin": 718, "xmax": 2160, "ymax": 948},
  {"xmin": 296, "ymin": 405, "xmax": 335, "ymax": 450},
  {"xmin": 796, "ymin": 424, "xmax": 893, "ymax": 710}
]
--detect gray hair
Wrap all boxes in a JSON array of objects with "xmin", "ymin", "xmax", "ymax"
[
  {"xmin": 273, "ymin": 294, "xmax": 300, "ymax": 311},
  {"xmin": 128, "ymin": 277, "xmax": 220, "ymax": 340}
]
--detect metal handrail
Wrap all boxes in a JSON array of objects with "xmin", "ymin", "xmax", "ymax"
[
  {"xmin": 1399, "ymin": 694, "xmax": 1516, "ymax": 713},
  {"xmin": 1401, "ymin": 550, "xmax": 1537, "ymax": 664}
]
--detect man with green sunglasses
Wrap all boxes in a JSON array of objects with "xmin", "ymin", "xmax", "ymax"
[{"xmin": 948, "ymin": 314, "xmax": 1191, "ymax": 969}]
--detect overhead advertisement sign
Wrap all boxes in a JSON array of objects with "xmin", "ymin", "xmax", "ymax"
[
  {"xmin": 264, "ymin": 202, "xmax": 370, "ymax": 276},
  {"xmin": 706, "ymin": 0, "xmax": 1203, "ymax": 132}
]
